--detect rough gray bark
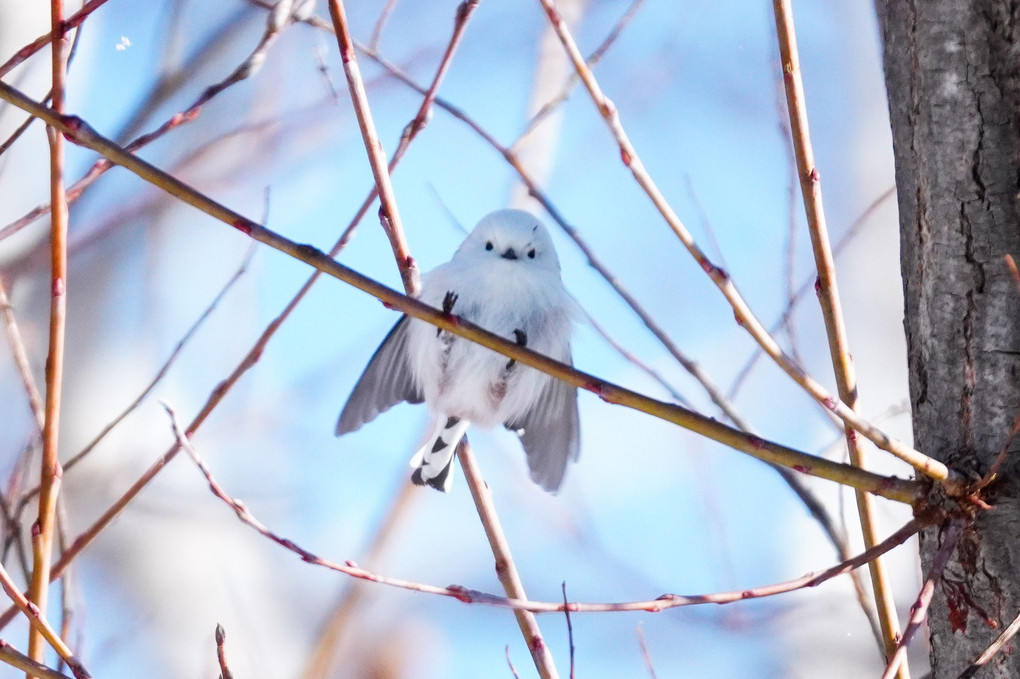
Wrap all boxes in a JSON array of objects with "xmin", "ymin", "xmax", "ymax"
[{"xmin": 876, "ymin": 1, "xmax": 1020, "ymax": 677}]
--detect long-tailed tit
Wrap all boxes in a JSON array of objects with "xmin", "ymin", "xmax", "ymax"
[{"xmin": 336, "ymin": 209, "xmax": 579, "ymax": 492}]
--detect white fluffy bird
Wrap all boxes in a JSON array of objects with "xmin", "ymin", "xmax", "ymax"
[{"xmin": 336, "ymin": 209, "xmax": 580, "ymax": 492}]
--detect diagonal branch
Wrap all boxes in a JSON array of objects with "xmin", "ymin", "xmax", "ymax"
[
  {"xmin": 0, "ymin": 642, "xmax": 74, "ymax": 679},
  {"xmin": 879, "ymin": 519, "xmax": 965, "ymax": 679},
  {"xmin": 28, "ymin": 0, "xmax": 71, "ymax": 665},
  {"xmin": 0, "ymin": 276, "xmax": 44, "ymax": 431},
  {"xmin": 355, "ymin": 51, "xmax": 857, "ymax": 561},
  {"xmin": 0, "ymin": 559, "xmax": 89, "ymax": 678},
  {"xmin": 0, "ymin": 0, "xmax": 108, "ymax": 79},
  {"xmin": 958, "ymin": 607, "xmax": 1020, "ymax": 678},
  {"xmin": 110, "ymin": 422, "xmax": 933, "ymax": 620},
  {"xmin": 771, "ymin": 0, "xmax": 904, "ymax": 671},
  {"xmin": 458, "ymin": 441, "xmax": 559, "ymax": 679},
  {"xmin": 0, "ymin": 0, "xmax": 303, "ymax": 244},
  {"xmin": 0, "ymin": 79, "xmax": 925, "ymax": 503},
  {"xmin": 530, "ymin": 0, "xmax": 960, "ymax": 490},
  {"xmin": 326, "ymin": 0, "xmax": 419, "ymax": 296}
]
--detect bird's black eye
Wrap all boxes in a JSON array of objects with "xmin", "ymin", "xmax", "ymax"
[
  {"xmin": 527, "ymin": 249, "xmax": 536, "ymax": 259},
  {"xmin": 485, "ymin": 241, "xmax": 494, "ymax": 251}
]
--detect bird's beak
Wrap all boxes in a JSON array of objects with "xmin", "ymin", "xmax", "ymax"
[{"xmin": 501, "ymin": 248, "xmax": 518, "ymax": 260}]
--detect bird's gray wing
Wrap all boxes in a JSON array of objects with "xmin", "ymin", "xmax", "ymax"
[
  {"xmin": 504, "ymin": 370, "xmax": 580, "ymax": 492},
  {"xmin": 336, "ymin": 316, "xmax": 423, "ymax": 436}
]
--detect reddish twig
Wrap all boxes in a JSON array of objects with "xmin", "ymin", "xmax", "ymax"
[
  {"xmin": 512, "ymin": 0, "xmax": 645, "ymax": 149},
  {"xmin": 532, "ymin": 0, "xmax": 956, "ymax": 489},
  {"xmin": 0, "ymin": 276, "xmax": 45, "ymax": 431},
  {"xmin": 369, "ymin": 0, "xmax": 401, "ymax": 50},
  {"xmin": 958, "ymin": 607, "xmax": 1020, "ymax": 678},
  {"xmin": 0, "ymin": 559, "xmax": 89, "ymax": 678},
  {"xmin": 215, "ymin": 624, "xmax": 234, "ymax": 679},
  {"xmin": 0, "ymin": 2, "xmax": 302, "ymax": 244},
  {"xmin": 879, "ymin": 519, "xmax": 965, "ymax": 679},
  {"xmin": 163, "ymin": 414, "xmax": 928, "ymax": 618},
  {"xmin": 326, "ymin": 0, "xmax": 419, "ymax": 295},
  {"xmin": 505, "ymin": 646, "xmax": 522, "ymax": 679},
  {"xmin": 636, "ymin": 626, "xmax": 658, "ymax": 679},
  {"xmin": 0, "ymin": 81, "xmax": 924, "ymax": 503},
  {"xmin": 457, "ymin": 440, "xmax": 559, "ymax": 679},
  {"xmin": 0, "ymin": 641, "xmax": 74, "ymax": 679},
  {"xmin": 0, "ymin": 0, "xmax": 108, "ymax": 78},
  {"xmin": 562, "ymin": 583, "xmax": 575, "ymax": 679},
  {"xmin": 771, "ymin": 0, "xmax": 904, "ymax": 670},
  {"xmin": 28, "ymin": 0, "xmax": 71, "ymax": 664}
]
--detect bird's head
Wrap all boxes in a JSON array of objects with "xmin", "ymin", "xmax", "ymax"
[{"xmin": 455, "ymin": 209, "xmax": 561, "ymax": 272}]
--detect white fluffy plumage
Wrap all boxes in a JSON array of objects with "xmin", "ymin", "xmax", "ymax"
[{"xmin": 336, "ymin": 209, "xmax": 580, "ymax": 492}]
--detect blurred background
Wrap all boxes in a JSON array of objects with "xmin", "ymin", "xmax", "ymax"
[{"xmin": 0, "ymin": 1, "xmax": 921, "ymax": 677}]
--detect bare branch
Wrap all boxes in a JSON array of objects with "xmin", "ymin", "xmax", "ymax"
[
  {"xmin": 162, "ymin": 411, "xmax": 927, "ymax": 617},
  {"xmin": 28, "ymin": 0, "xmax": 71, "ymax": 663},
  {"xmin": 326, "ymin": 0, "xmax": 419, "ymax": 295},
  {"xmin": 215, "ymin": 624, "xmax": 234, "ymax": 679},
  {"xmin": 880, "ymin": 519, "xmax": 965, "ymax": 679},
  {"xmin": 0, "ymin": 641, "xmax": 74, "ymax": 679},
  {"xmin": 771, "ymin": 0, "xmax": 905, "ymax": 670},
  {"xmin": 958, "ymin": 607, "xmax": 1020, "ymax": 678},
  {"xmin": 0, "ymin": 559, "xmax": 90, "ymax": 678},
  {"xmin": 458, "ymin": 440, "xmax": 559, "ymax": 678},
  {"xmin": 0, "ymin": 77, "xmax": 926, "ymax": 504},
  {"xmin": 532, "ymin": 0, "xmax": 957, "ymax": 488}
]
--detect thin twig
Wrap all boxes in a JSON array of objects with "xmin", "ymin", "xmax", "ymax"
[
  {"xmin": 506, "ymin": 646, "xmax": 522, "ymax": 679},
  {"xmin": 55, "ymin": 495, "xmax": 77, "ymax": 677},
  {"xmin": 215, "ymin": 624, "xmax": 234, "ymax": 679},
  {"xmin": 976, "ymin": 254, "xmax": 1020, "ymax": 488},
  {"xmin": 581, "ymin": 307, "xmax": 690, "ymax": 406},
  {"xmin": 0, "ymin": 104, "xmax": 47, "ymax": 159},
  {"xmin": 0, "ymin": 0, "xmax": 108, "ymax": 78},
  {"xmin": 635, "ymin": 625, "xmax": 658, "ymax": 679},
  {"xmin": 458, "ymin": 440, "xmax": 559, "ymax": 678},
  {"xmin": 0, "ymin": 81, "xmax": 925, "ymax": 503},
  {"xmin": 0, "ymin": 560, "xmax": 89, "ymax": 678},
  {"xmin": 358, "ymin": 52, "xmax": 857, "ymax": 555},
  {"xmin": 958, "ymin": 607, "xmax": 1020, "ymax": 678},
  {"xmin": 0, "ymin": 275, "xmax": 45, "ymax": 431},
  {"xmin": 48, "ymin": 244, "xmax": 255, "ymax": 483},
  {"xmin": 0, "ymin": 641, "xmax": 74, "ymax": 679},
  {"xmin": 727, "ymin": 187, "xmax": 896, "ymax": 399},
  {"xmin": 512, "ymin": 0, "xmax": 645, "ymax": 150},
  {"xmin": 531, "ymin": 0, "xmax": 956, "ymax": 488},
  {"xmin": 164, "ymin": 403, "xmax": 924, "ymax": 617},
  {"xmin": 770, "ymin": 0, "xmax": 905, "ymax": 671},
  {"xmin": 298, "ymin": 478, "xmax": 416, "ymax": 679},
  {"xmin": 562, "ymin": 582, "xmax": 575, "ymax": 679},
  {"xmin": 879, "ymin": 519, "xmax": 965, "ymax": 679},
  {"xmin": 0, "ymin": 450, "xmax": 33, "ymax": 576},
  {"xmin": 29, "ymin": 0, "xmax": 71, "ymax": 664},
  {"xmin": 0, "ymin": 1, "xmax": 300, "ymax": 243},
  {"xmin": 776, "ymin": 75, "xmax": 807, "ymax": 371},
  {"xmin": 326, "ymin": 0, "xmax": 419, "ymax": 295},
  {"xmin": 0, "ymin": 4, "xmax": 477, "ymax": 629},
  {"xmin": 369, "ymin": 0, "xmax": 400, "ymax": 50}
]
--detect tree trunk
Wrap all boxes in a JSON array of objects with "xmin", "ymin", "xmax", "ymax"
[{"xmin": 875, "ymin": 1, "xmax": 1020, "ymax": 677}]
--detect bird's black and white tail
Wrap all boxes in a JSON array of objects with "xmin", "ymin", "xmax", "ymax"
[{"xmin": 409, "ymin": 415, "xmax": 470, "ymax": 492}]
